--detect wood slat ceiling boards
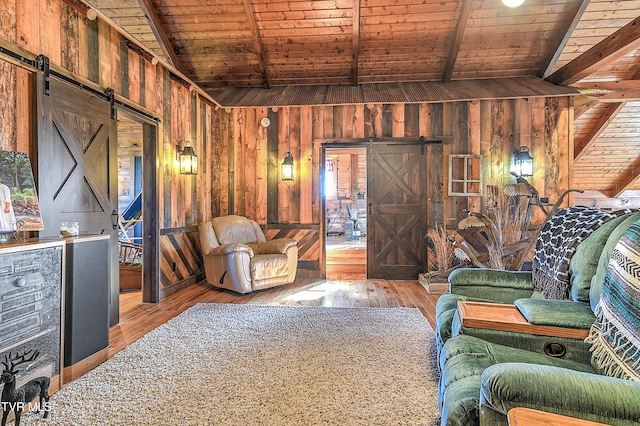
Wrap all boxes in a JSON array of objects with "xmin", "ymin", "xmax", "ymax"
[{"xmin": 84, "ymin": 0, "xmax": 640, "ymax": 196}]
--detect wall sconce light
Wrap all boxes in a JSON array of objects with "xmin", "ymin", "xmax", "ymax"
[
  {"xmin": 177, "ymin": 141, "xmax": 198, "ymax": 175},
  {"xmin": 514, "ymin": 146, "xmax": 534, "ymax": 177},
  {"xmin": 281, "ymin": 151, "xmax": 294, "ymax": 181}
]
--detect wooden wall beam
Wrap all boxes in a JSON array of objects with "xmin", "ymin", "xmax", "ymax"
[
  {"xmin": 547, "ymin": 15, "xmax": 640, "ymax": 85},
  {"xmin": 574, "ymin": 102, "xmax": 625, "ymax": 162},
  {"xmin": 267, "ymin": 108, "xmax": 279, "ymax": 223}
]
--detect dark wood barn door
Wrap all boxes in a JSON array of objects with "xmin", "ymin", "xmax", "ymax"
[
  {"xmin": 37, "ymin": 76, "xmax": 119, "ymax": 325},
  {"xmin": 367, "ymin": 144, "xmax": 427, "ymax": 279}
]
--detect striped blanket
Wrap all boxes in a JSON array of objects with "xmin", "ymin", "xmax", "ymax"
[{"xmin": 587, "ymin": 220, "xmax": 640, "ymax": 380}]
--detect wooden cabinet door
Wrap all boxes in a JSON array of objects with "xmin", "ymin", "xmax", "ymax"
[
  {"xmin": 367, "ymin": 144, "xmax": 427, "ymax": 279},
  {"xmin": 37, "ymin": 76, "xmax": 119, "ymax": 325}
]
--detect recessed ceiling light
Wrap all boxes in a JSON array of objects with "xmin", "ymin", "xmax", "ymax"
[{"xmin": 502, "ymin": 0, "xmax": 525, "ymax": 7}]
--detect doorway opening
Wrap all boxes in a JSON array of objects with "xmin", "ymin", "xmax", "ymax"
[
  {"xmin": 116, "ymin": 116, "xmax": 143, "ymax": 301},
  {"xmin": 324, "ymin": 147, "xmax": 367, "ymax": 279}
]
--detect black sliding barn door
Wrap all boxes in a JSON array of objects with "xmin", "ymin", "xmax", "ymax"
[
  {"xmin": 37, "ymin": 75, "xmax": 120, "ymax": 326},
  {"xmin": 367, "ymin": 144, "xmax": 427, "ymax": 279}
]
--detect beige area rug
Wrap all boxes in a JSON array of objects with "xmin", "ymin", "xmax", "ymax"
[{"xmin": 21, "ymin": 304, "xmax": 440, "ymax": 425}]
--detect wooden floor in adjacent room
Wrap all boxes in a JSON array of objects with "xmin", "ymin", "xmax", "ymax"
[{"xmin": 111, "ymin": 278, "xmax": 440, "ymax": 360}]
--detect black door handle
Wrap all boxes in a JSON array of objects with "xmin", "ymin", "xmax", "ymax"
[
  {"xmin": 111, "ymin": 210, "xmax": 119, "ymax": 230},
  {"xmin": 368, "ymin": 203, "xmax": 372, "ymax": 215}
]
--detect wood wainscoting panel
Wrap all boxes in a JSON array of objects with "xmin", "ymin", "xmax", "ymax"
[
  {"xmin": 159, "ymin": 229, "xmax": 204, "ymax": 299},
  {"xmin": 263, "ymin": 224, "xmax": 321, "ymax": 277}
]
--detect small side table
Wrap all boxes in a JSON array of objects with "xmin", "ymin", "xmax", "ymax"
[
  {"xmin": 508, "ymin": 407, "xmax": 609, "ymax": 425},
  {"xmin": 457, "ymin": 301, "xmax": 589, "ymax": 339}
]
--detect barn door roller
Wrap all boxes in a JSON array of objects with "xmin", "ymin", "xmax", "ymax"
[
  {"xmin": 105, "ymin": 88, "xmax": 116, "ymax": 120},
  {"xmin": 37, "ymin": 54, "xmax": 50, "ymax": 96}
]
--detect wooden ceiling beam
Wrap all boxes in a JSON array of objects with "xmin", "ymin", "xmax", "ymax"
[
  {"xmin": 351, "ymin": 0, "xmax": 360, "ymax": 86},
  {"xmin": 137, "ymin": 0, "xmax": 179, "ymax": 68},
  {"xmin": 537, "ymin": 0, "xmax": 590, "ymax": 79},
  {"xmin": 546, "ymin": 15, "xmax": 640, "ymax": 85},
  {"xmin": 442, "ymin": 0, "xmax": 472, "ymax": 83},
  {"xmin": 573, "ymin": 80, "xmax": 640, "ymax": 102},
  {"xmin": 243, "ymin": 0, "xmax": 271, "ymax": 89},
  {"xmin": 593, "ymin": 91, "xmax": 640, "ymax": 102},
  {"xmin": 604, "ymin": 155, "xmax": 640, "ymax": 198},
  {"xmin": 574, "ymin": 101, "xmax": 625, "ymax": 162}
]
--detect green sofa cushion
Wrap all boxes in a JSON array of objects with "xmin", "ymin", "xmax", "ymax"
[
  {"xmin": 514, "ymin": 298, "xmax": 595, "ymax": 329},
  {"xmin": 569, "ymin": 213, "xmax": 634, "ymax": 304}
]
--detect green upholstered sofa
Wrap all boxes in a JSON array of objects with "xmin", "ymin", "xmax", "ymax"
[
  {"xmin": 437, "ymin": 218, "xmax": 640, "ymax": 426},
  {"xmin": 435, "ymin": 207, "xmax": 640, "ymax": 362}
]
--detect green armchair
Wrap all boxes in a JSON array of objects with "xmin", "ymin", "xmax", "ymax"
[
  {"xmin": 436, "ymin": 207, "xmax": 640, "ymax": 359},
  {"xmin": 438, "ymin": 219, "xmax": 640, "ymax": 426}
]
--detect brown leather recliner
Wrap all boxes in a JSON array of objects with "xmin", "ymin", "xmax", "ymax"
[{"xmin": 199, "ymin": 215, "xmax": 298, "ymax": 294}]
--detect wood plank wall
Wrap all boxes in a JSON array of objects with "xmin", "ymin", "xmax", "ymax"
[
  {"xmin": 0, "ymin": 0, "xmax": 571, "ymax": 287},
  {"xmin": 210, "ymin": 100, "xmax": 571, "ymax": 275}
]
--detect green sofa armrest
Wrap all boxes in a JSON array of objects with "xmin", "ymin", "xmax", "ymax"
[
  {"xmin": 448, "ymin": 268, "xmax": 535, "ymax": 303},
  {"xmin": 514, "ymin": 298, "xmax": 595, "ymax": 329},
  {"xmin": 481, "ymin": 363, "xmax": 640, "ymax": 424}
]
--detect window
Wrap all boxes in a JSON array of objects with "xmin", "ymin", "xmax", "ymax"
[{"xmin": 449, "ymin": 154, "xmax": 482, "ymax": 196}]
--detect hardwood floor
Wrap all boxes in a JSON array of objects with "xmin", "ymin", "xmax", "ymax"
[
  {"xmin": 110, "ymin": 278, "xmax": 440, "ymax": 361},
  {"xmin": 325, "ymin": 235, "xmax": 367, "ymax": 279},
  {"xmin": 325, "ymin": 247, "xmax": 366, "ymax": 279}
]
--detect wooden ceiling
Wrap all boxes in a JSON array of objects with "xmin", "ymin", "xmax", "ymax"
[{"xmin": 84, "ymin": 0, "xmax": 640, "ymax": 197}]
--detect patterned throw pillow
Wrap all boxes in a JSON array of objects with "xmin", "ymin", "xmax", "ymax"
[{"xmin": 587, "ymin": 220, "xmax": 640, "ymax": 381}]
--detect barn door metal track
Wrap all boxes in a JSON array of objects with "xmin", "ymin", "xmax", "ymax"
[{"xmin": 0, "ymin": 45, "xmax": 158, "ymax": 123}]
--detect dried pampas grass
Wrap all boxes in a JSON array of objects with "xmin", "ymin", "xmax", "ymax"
[
  {"xmin": 427, "ymin": 223, "xmax": 454, "ymax": 273},
  {"xmin": 472, "ymin": 186, "xmax": 532, "ymax": 270}
]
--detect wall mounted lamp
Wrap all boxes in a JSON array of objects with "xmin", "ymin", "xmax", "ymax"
[
  {"xmin": 177, "ymin": 141, "xmax": 198, "ymax": 175},
  {"xmin": 514, "ymin": 146, "xmax": 533, "ymax": 177},
  {"xmin": 281, "ymin": 152, "xmax": 294, "ymax": 181}
]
